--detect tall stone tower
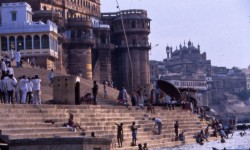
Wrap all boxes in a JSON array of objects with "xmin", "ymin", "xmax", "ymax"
[{"xmin": 101, "ymin": 9, "xmax": 151, "ymax": 92}]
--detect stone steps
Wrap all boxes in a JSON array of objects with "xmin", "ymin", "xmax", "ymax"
[{"xmin": 0, "ymin": 104, "xmax": 205, "ymax": 149}]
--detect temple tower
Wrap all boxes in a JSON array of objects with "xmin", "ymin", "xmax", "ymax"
[{"xmin": 101, "ymin": 9, "xmax": 151, "ymax": 92}]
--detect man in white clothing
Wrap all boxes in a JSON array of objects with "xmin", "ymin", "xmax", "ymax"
[
  {"xmin": 1, "ymin": 59, "xmax": 7, "ymax": 75},
  {"xmin": 7, "ymin": 64, "xmax": 14, "ymax": 76},
  {"xmin": 19, "ymin": 75, "xmax": 29, "ymax": 104},
  {"xmin": 26, "ymin": 78, "xmax": 33, "ymax": 104},
  {"xmin": 32, "ymin": 75, "xmax": 42, "ymax": 105},
  {"xmin": 7, "ymin": 74, "xmax": 17, "ymax": 104},
  {"xmin": 14, "ymin": 50, "xmax": 21, "ymax": 68}
]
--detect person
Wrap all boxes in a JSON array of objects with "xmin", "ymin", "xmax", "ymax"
[
  {"xmin": 131, "ymin": 91, "xmax": 137, "ymax": 106},
  {"xmin": 6, "ymin": 74, "xmax": 17, "ymax": 104},
  {"xmin": 31, "ymin": 57, "xmax": 35, "ymax": 68},
  {"xmin": 147, "ymin": 101, "xmax": 155, "ymax": 113},
  {"xmin": 190, "ymin": 101, "xmax": 194, "ymax": 115},
  {"xmin": 14, "ymin": 50, "xmax": 21, "ymax": 68},
  {"xmin": 155, "ymin": 86, "xmax": 160, "ymax": 104},
  {"xmin": 200, "ymin": 129, "xmax": 209, "ymax": 142},
  {"xmin": 48, "ymin": 69, "xmax": 54, "ymax": 86},
  {"xmin": 163, "ymin": 94, "xmax": 171, "ymax": 110},
  {"xmin": 32, "ymin": 75, "xmax": 42, "ymax": 105},
  {"xmin": 143, "ymin": 143, "xmax": 148, "ymax": 150},
  {"xmin": 66, "ymin": 114, "xmax": 86, "ymax": 132},
  {"xmin": 103, "ymin": 81, "xmax": 107, "ymax": 99},
  {"xmin": 4, "ymin": 55, "xmax": 10, "ymax": 66},
  {"xmin": 19, "ymin": 75, "xmax": 29, "ymax": 104},
  {"xmin": 26, "ymin": 78, "xmax": 33, "ymax": 104},
  {"xmin": 138, "ymin": 144, "xmax": 143, "ymax": 150},
  {"xmin": 179, "ymin": 131, "xmax": 185, "ymax": 141},
  {"xmin": 91, "ymin": 132, "xmax": 95, "ymax": 137},
  {"xmin": 131, "ymin": 122, "xmax": 138, "ymax": 146},
  {"xmin": 152, "ymin": 118, "xmax": 163, "ymax": 135},
  {"xmin": 174, "ymin": 121, "xmax": 179, "ymax": 139},
  {"xmin": 115, "ymin": 123, "xmax": 123, "ymax": 148},
  {"xmin": 205, "ymin": 126, "xmax": 210, "ymax": 138},
  {"xmin": 1, "ymin": 59, "xmax": 7, "ymax": 76},
  {"xmin": 7, "ymin": 63, "xmax": 14, "ymax": 76},
  {"xmin": 92, "ymin": 81, "xmax": 98, "ymax": 105},
  {"xmin": 118, "ymin": 87, "xmax": 127, "ymax": 105}
]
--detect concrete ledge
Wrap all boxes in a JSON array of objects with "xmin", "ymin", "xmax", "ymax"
[{"xmin": 6, "ymin": 137, "xmax": 113, "ymax": 150}]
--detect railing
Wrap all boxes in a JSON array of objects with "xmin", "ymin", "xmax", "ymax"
[
  {"xmin": 67, "ymin": 18, "xmax": 92, "ymax": 28},
  {"xmin": 114, "ymin": 28, "xmax": 150, "ymax": 33},
  {"xmin": 33, "ymin": 10, "xmax": 63, "ymax": 18},
  {"xmin": 64, "ymin": 37, "xmax": 95, "ymax": 44},
  {"xmin": 118, "ymin": 43, "xmax": 151, "ymax": 48},
  {"xmin": 96, "ymin": 43, "xmax": 115, "ymax": 49}
]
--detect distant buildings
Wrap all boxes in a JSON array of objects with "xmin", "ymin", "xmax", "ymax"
[{"xmin": 150, "ymin": 40, "xmax": 247, "ymax": 107}]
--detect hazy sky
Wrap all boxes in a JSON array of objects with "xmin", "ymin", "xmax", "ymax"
[{"xmin": 101, "ymin": 0, "xmax": 250, "ymax": 68}]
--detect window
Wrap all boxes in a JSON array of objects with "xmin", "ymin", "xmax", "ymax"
[
  {"xmin": 17, "ymin": 36, "xmax": 24, "ymax": 50},
  {"xmin": 26, "ymin": 35, "xmax": 32, "ymax": 49},
  {"xmin": 11, "ymin": 11, "xmax": 17, "ymax": 21},
  {"xmin": 1, "ymin": 36, "xmax": 7, "ymax": 51},
  {"xmin": 41, "ymin": 35, "xmax": 49, "ymax": 49},
  {"xmin": 34, "ymin": 35, "xmax": 40, "ymax": 49},
  {"xmin": 9, "ymin": 36, "xmax": 15, "ymax": 50},
  {"xmin": 131, "ymin": 20, "xmax": 136, "ymax": 28}
]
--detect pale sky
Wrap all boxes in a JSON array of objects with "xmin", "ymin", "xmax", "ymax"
[{"xmin": 101, "ymin": 0, "xmax": 250, "ymax": 69}]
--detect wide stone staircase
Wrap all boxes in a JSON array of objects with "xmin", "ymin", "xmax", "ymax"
[
  {"xmin": 0, "ymin": 104, "xmax": 206, "ymax": 149},
  {"xmin": 13, "ymin": 64, "xmax": 120, "ymax": 105}
]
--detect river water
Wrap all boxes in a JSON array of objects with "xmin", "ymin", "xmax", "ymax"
[{"xmin": 152, "ymin": 131, "xmax": 250, "ymax": 150}]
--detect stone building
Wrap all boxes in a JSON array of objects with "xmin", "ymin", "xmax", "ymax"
[
  {"xmin": 0, "ymin": 1, "xmax": 151, "ymax": 92},
  {"xmin": 101, "ymin": 10, "xmax": 151, "ymax": 91},
  {"xmin": 242, "ymin": 65, "xmax": 250, "ymax": 91},
  {"xmin": 0, "ymin": 2, "xmax": 59, "ymax": 69},
  {"xmin": 164, "ymin": 40, "xmax": 212, "ymax": 76}
]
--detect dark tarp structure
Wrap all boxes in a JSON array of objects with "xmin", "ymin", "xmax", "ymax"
[{"xmin": 157, "ymin": 80, "xmax": 181, "ymax": 100}]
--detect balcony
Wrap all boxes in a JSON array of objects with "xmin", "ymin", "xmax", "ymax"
[
  {"xmin": 114, "ymin": 28, "xmax": 150, "ymax": 34},
  {"xmin": 118, "ymin": 43, "xmax": 151, "ymax": 49},
  {"xmin": 67, "ymin": 18, "xmax": 92, "ymax": 28},
  {"xmin": 64, "ymin": 36, "xmax": 95, "ymax": 45},
  {"xmin": 96, "ymin": 43, "xmax": 115, "ymax": 50},
  {"xmin": 33, "ymin": 10, "xmax": 63, "ymax": 18}
]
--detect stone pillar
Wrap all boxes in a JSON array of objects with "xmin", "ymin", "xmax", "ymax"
[
  {"xmin": 39, "ymin": 35, "xmax": 42, "ymax": 54},
  {"xmin": 14, "ymin": 36, "xmax": 17, "ymax": 51},
  {"xmin": 23, "ymin": 35, "xmax": 26, "ymax": 54},
  {"xmin": 7, "ymin": 36, "xmax": 9, "ymax": 51},
  {"xmin": 31, "ymin": 35, "xmax": 34, "ymax": 54}
]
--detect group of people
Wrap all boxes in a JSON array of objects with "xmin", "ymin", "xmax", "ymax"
[
  {"xmin": 0, "ymin": 74, "xmax": 42, "ymax": 105},
  {"xmin": 0, "ymin": 51, "xmax": 42, "ymax": 105}
]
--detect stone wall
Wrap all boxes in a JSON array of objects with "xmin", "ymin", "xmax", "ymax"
[{"xmin": 8, "ymin": 137, "xmax": 113, "ymax": 150}]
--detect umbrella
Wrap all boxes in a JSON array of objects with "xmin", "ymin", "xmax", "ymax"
[{"xmin": 157, "ymin": 80, "xmax": 181, "ymax": 100}]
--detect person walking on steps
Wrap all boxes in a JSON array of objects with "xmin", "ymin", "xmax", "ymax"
[
  {"xmin": 48, "ymin": 69, "xmax": 54, "ymax": 86},
  {"xmin": 131, "ymin": 122, "xmax": 138, "ymax": 146}
]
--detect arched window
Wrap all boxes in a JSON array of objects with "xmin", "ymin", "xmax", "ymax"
[
  {"xmin": 41, "ymin": 34, "xmax": 49, "ymax": 49},
  {"xmin": 26, "ymin": 35, "xmax": 32, "ymax": 49},
  {"xmin": 17, "ymin": 36, "xmax": 24, "ymax": 50},
  {"xmin": 34, "ymin": 35, "xmax": 40, "ymax": 49},
  {"xmin": 1, "ymin": 36, "xmax": 7, "ymax": 51},
  {"xmin": 9, "ymin": 36, "xmax": 15, "ymax": 50}
]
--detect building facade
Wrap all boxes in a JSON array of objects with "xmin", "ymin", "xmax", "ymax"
[
  {"xmin": 0, "ymin": 2, "xmax": 59, "ymax": 69},
  {"xmin": 0, "ymin": 1, "xmax": 152, "ymax": 92},
  {"xmin": 101, "ymin": 10, "xmax": 151, "ymax": 91}
]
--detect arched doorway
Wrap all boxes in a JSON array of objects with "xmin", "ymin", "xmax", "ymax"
[{"xmin": 75, "ymin": 82, "xmax": 80, "ymax": 105}]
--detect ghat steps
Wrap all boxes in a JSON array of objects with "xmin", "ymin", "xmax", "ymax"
[{"xmin": 0, "ymin": 104, "xmax": 205, "ymax": 149}]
